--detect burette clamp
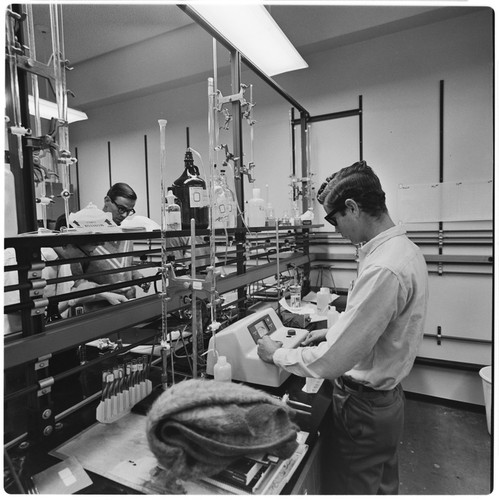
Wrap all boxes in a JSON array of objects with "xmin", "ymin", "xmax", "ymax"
[
  {"xmin": 57, "ymin": 150, "xmax": 77, "ymax": 168},
  {"xmin": 208, "ymin": 321, "xmax": 222, "ymax": 334},
  {"xmin": 215, "ymin": 84, "xmax": 248, "ymax": 110},
  {"xmin": 9, "ymin": 125, "xmax": 31, "ymax": 138},
  {"xmin": 241, "ymin": 101, "xmax": 256, "ymax": 125},
  {"xmin": 238, "ymin": 162, "xmax": 255, "ymax": 183},
  {"xmin": 59, "ymin": 189, "xmax": 71, "ymax": 201}
]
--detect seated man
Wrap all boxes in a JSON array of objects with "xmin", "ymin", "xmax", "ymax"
[{"xmin": 58, "ymin": 183, "xmax": 149, "ymax": 310}]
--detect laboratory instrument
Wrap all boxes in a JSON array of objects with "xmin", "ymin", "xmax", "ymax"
[{"xmin": 206, "ymin": 307, "xmax": 308, "ymax": 387}]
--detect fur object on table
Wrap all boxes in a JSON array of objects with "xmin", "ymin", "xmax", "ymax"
[{"xmin": 146, "ymin": 378, "xmax": 299, "ymax": 490}]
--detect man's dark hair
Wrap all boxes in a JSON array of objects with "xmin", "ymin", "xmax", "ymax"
[
  {"xmin": 317, "ymin": 160, "xmax": 387, "ymax": 217},
  {"xmin": 107, "ymin": 182, "xmax": 137, "ymax": 201}
]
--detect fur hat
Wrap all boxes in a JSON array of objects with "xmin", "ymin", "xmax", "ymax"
[{"xmin": 146, "ymin": 378, "xmax": 299, "ymax": 488}]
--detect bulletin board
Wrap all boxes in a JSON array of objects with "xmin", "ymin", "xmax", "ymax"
[{"xmin": 397, "ymin": 179, "xmax": 492, "ymax": 223}]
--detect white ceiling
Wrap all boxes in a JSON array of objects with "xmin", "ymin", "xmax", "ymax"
[
  {"xmin": 31, "ymin": 4, "xmax": 195, "ymax": 64},
  {"xmin": 29, "ymin": 3, "xmax": 479, "ymax": 108}
]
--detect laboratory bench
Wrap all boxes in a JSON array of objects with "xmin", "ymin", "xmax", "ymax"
[
  {"xmin": 4, "ymin": 228, "xmax": 335, "ymax": 494},
  {"xmin": 4, "ymin": 365, "xmax": 334, "ymax": 495}
]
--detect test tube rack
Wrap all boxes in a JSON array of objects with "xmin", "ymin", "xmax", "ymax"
[{"xmin": 96, "ymin": 357, "xmax": 152, "ymax": 424}]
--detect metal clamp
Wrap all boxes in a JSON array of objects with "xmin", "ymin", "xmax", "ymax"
[
  {"xmin": 37, "ymin": 376, "xmax": 54, "ymax": 397},
  {"xmin": 215, "ymin": 84, "xmax": 248, "ymax": 110},
  {"xmin": 165, "ymin": 263, "xmax": 219, "ymax": 300},
  {"xmin": 237, "ymin": 162, "xmax": 255, "ymax": 182},
  {"xmin": 29, "ymin": 278, "xmax": 47, "ymax": 299},
  {"xmin": 27, "ymin": 261, "xmax": 46, "ymax": 280},
  {"xmin": 31, "ymin": 298, "xmax": 49, "ymax": 316},
  {"xmin": 438, "ymin": 229, "xmax": 444, "ymax": 250},
  {"xmin": 28, "ymin": 263, "xmax": 48, "ymax": 312},
  {"xmin": 35, "ymin": 354, "xmax": 52, "ymax": 371}
]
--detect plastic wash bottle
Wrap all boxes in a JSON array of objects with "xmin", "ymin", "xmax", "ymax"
[
  {"xmin": 214, "ymin": 355, "xmax": 232, "ymax": 382},
  {"xmin": 316, "ymin": 287, "xmax": 331, "ymax": 316},
  {"xmin": 247, "ymin": 188, "xmax": 266, "ymax": 227},
  {"xmin": 165, "ymin": 190, "xmax": 181, "ymax": 231}
]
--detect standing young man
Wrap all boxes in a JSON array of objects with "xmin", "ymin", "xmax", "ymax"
[{"xmin": 257, "ymin": 161, "xmax": 429, "ymax": 494}]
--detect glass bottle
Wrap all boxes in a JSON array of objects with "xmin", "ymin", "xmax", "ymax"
[{"xmin": 171, "ymin": 149, "xmax": 209, "ymax": 230}]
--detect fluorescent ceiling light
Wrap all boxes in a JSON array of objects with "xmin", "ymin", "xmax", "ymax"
[
  {"xmin": 190, "ymin": 4, "xmax": 308, "ymax": 77},
  {"xmin": 28, "ymin": 95, "xmax": 88, "ymax": 123}
]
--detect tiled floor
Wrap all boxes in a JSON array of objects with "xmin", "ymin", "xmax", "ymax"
[{"xmin": 399, "ymin": 396, "xmax": 492, "ymax": 495}]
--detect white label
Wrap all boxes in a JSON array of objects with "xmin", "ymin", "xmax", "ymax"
[
  {"xmin": 189, "ymin": 186, "xmax": 207, "ymax": 207},
  {"xmin": 58, "ymin": 468, "xmax": 77, "ymax": 486}
]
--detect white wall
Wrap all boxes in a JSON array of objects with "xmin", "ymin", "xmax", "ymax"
[
  {"xmin": 68, "ymin": 8, "xmax": 493, "ymax": 404},
  {"xmin": 70, "ymin": 9, "xmax": 493, "ymax": 224}
]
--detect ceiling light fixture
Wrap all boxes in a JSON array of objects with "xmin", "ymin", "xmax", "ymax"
[
  {"xmin": 28, "ymin": 95, "xmax": 88, "ymax": 123},
  {"xmin": 189, "ymin": 4, "xmax": 308, "ymax": 77}
]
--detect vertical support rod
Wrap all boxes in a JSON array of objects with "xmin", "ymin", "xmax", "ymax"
[
  {"xmin": 144, "ymin": 134, "xmax": 150, "ymax": 219},
  {"xmin": 107, "ymin": 141, "xmax": 112, "ymax": 187},
  {"xmin": 359, "ymin": 95, "xmax": 364, "ymax": 161},
  {"xmin": 301, "ymin": 227, "xmax": 311, "ymax": 297},
  {"xmin": 275, "ymin": 219, "xmax": 281, "ymax": 317},
  {"xmin": 75, "ymin": 146, "xmax": 81, "ymax": 210},
  {"xmin": 25, "ymin": 5, "xmax": 47, "ymax": 227},
  {"xmin": 290, "ymin": 108, "xmax": 296, "ymax": 178},
  {"xmin": 6, "ymin": 5, "xmax": 37, "ymax": 233},
  {"xmin": 17, "ymin": 246, "xmax": 53, "ymax": 442},
  {"xmin": 190, "ymin": 218, "xmax": 198, "ymax": 378},
  {"xmin": 439, "ymin": 80, "xmax": 444, "ymax": 264},
  {"xmin": 231, "ymin": 50, "xmax": 244, "ymax": 226},
  {"xmin": 439, "ymin": 81, "xmax": 444, "ymax": 185},
  {"xmin": 49, "ymin": 4, "xmax": 72, "ymax": 226},
  {"xmin": 300, "ymin": 111, "xmax": 308, "ymax": 214},
  {"xmin": 230, "ymin": 50, "xmax": 247, "ymax": 310},
  {"xmin": 212, "ymin": 38, "xmax": 220, "ymax": 167},
  {"xmin": 207, "ymin": 77, "xmax": 218, "ymax": 333},
  {"xmin": 158, "ymin": 119, "xmax": 169, "ymax": 389}
]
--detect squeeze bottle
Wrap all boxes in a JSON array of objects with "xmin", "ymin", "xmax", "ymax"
[
  {"xmin": 214, "ymin": 355, "xmax": 232, "ymax": 382},
  {"xmin": 165, "ymin": 190, "xmax": 181, "ymax": 231},
  {"xmin": 316, "ymin": 287, "xmax": 331, "ymax": 316},
  {"xmin": 247, "ymin": 188, "xmax": 266, "ymax": 227}
]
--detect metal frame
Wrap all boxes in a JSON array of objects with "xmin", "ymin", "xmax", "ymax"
[
  {"xmin": 4, "ymin": 237, "xmax": 311, "ymax": 368},
  {"xmin": 177, "ymin": 4, "xmax": 309, "ymax": 116},
  {"xmin": 177, "ymin": 4, "xmax": 316, "ymax": 311},
  {"xmin": 288, "ymin": 95, "xmax": 363, "ymax": 221}
]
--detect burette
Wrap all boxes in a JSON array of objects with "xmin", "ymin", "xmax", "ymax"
[
  {"xmin": 207, "ymin": 80, "xmax": 219, "ymax": 356},
  {"xmin": 5, "ymin": 8, "xmax": 29, "ymax": 170},
  {"xmin": 207, "ymin": 38, "xmax": 222, "ymax": 358},
  {"xmin": 158, "ymin": 119, "xmax": 175, "ymax": 389},
  {"xmin": 49, "ymin": 4, "xmax": 73, "ymax": 227},
  {"xmin": 25, "ymin": 4, "xmax": 47, "ymax": 227}
]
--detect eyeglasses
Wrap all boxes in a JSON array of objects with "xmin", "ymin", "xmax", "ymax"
[
  {"xmin": 324, "ymin": 208, "xmax": 341, "ymax": 227},
  {"xmin": 110, "ymin": 198, "xmax": 136, "ymax": 216}
]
